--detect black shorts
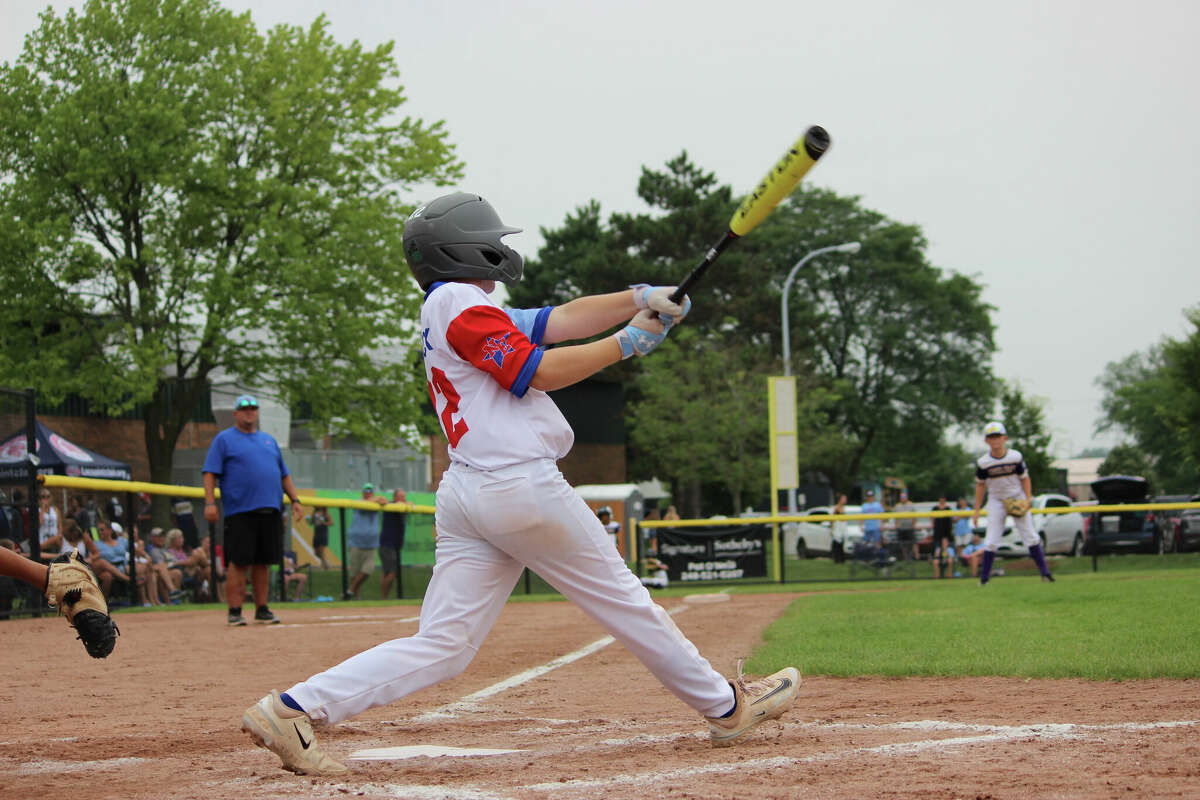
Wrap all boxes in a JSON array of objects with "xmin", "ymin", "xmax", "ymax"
[
  {"xmin": 224, "ymin": 509, "xmax": 283, "ymax": 567},
  {"xmin": 379, "ymin": 544, "xmax": 399, "ymax": 575},
  {"xmin": 312, "ymin": 526, "xmax": 329, "ymax": 549},
  {"xmin": 897, "ymin": 529, "xmax": 915, "ymax": 543}
]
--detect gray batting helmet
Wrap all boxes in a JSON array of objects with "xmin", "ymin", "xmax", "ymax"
[{"xmin": 403, "ymin": 192, "xmax": 523, "ymax": 290}]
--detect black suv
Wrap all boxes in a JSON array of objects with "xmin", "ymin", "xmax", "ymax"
[{"xmin": 1084, "ymin": 476, "xmax": 1158, "ymax": 554}]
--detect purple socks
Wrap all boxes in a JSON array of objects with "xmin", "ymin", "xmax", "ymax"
[
  {"xmin": 980, "ymin": 550, "xmax": 995, "ymax": 584},
  {"xmin": 1028, "ymin": 543, "xmax": 1052, "ymax": 578}
]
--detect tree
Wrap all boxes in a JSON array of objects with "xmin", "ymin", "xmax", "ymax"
[
  {"xmin": 0, "ymin": 0, "xmax": 462, "ymax": 520},
  {"xmin": 516, "ymin": 154, "xmax": 998, "ymax": 512},
  {"xmin": 627, "ymin": 328, "xmax": 771, "ymax": 517},
  {"xmin": 767, "ymin": 187, "xmax": 998, "ymax": 488},
  {"xmin": 1097, "ymin": 443, "xmax": 1157, "ymax": 492},
  {"xmin": 1095, "ymin": 308, "xmax": 1200, "ymax": 493},
  {"xmin": 997, "ymin": 383, "xmax": 1058, "ymax": 492}
]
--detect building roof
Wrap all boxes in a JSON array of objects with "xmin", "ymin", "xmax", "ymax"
[{"xmin": 1052, "ymin": 457, "xmax": 1104, "ymax": 485}]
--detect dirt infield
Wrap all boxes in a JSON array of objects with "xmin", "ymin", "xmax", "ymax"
[{"xmin": 1, "ymin": 594, "xmax": 1198, "ymax": 799}]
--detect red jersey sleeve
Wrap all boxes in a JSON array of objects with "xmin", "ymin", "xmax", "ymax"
[{"xmin": 445, "ymin": 305, "xmax": 543, "ymax": 396}]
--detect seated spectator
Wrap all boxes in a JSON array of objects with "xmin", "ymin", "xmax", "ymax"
[
  {"xmin": 960, "ymin": 532, "xmax": 986, "ymax": 578},
  {"xmin": 135, "ymin": 527, "xmax": 176, "ymax": 605},
  {"xmin": 196, "ymin": 533, "xmax": 225, "ymax": 603},
  {"xmin": 147, "ymin": 526, "xmax": 184, "ymax": 599},
  {"xmin": 640, "ymin": 554, "xmax": 669, "ymax": 590},
  {"xmin": 40, "ymin": 518, "xmax": 100, "ymax": 562},
  {"xmin": 90, "ymin": 519, "xmax": 132, "ymax": 598},
  {"xmin": 932, "ymin": 539, "xmax": 957, "ymax": 579},
  {"xmin": 283, "ymin": 550, "xmax": 307, "ymax": 601},
  {"xmin": 165, "ymin": 527, "xmax": 207, "ymax": 582}
]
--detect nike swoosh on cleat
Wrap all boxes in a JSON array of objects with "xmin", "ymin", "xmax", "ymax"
[
  {"xmin": 294, "ymin": 723, "xmax": 311, "ymax": 749},
  {"xmin": 749, "ymin": 678, "xmax": 794, "ymax": 708}
]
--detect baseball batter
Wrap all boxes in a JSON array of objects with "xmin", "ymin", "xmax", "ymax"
[
  {"xmin": 970, "ymin": 421, "xmax": 1054, "ymax": 585},
  {"xmin": 241, "ymin": 192, "xmax": 800, "ymax": 775}
]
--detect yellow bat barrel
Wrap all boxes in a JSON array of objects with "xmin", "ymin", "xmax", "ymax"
[{"xmin": 728, "ymin": 126, "xmax": 829, "ymax": 237}]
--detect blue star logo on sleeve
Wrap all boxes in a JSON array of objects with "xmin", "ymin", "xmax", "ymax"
[
  {"xmin": 421, "ymin": 327, "xmax": 433, "ymax": 359},
  {"xmin": 482, "ymin": 332, "xmax": 516, "ymax": 368}
]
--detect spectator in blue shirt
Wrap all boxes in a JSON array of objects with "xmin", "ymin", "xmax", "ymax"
[
  {"xmin": 344, "ymin": 483, "xmax": 388, "ymax": 600},
  {"xmin": 860, "ymin": 490, "xmax": 884, "ymax": 544},
  {"xmin": 203, "ymin": 395, "xmax": 303, "ymax": 627},
  {"xmin": 856, "ymin": 490, "xmax": 889, "ymax": 565},
  {"xmin": 953, "ymin": 497, "xmax": 972, "ymax": 548}
]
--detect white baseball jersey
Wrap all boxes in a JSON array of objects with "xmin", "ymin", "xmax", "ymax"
[
  {"xmin": 975, "ymin": 447, "xmax": 1027, "ymax": 499},
  {"xmin": 420, "ymin": 281, "xmax": 573, "ymax": 470},
  {"xmin": 604, "ymin": 520, "xmax": 621, "ymax": 550}
]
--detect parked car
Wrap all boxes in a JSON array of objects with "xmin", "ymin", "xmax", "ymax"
[
  {"xmin": 1083, "ymin": 475, "xmax": 1158, "ymax": 554},
  {"xmin": 1175, "ymin": 495, "xmax": 1200, "ymax": 552},
  {"xmin": 1150, "ymin": 494, "xmax": 1193, "ymax": 553},
  {"xmin": 992, "ymin": 493, "xmax": 1086, "ymax": 557},
  {"xmin": 782, "ymin": 505, "xmax": 864, "ymax": 559}
]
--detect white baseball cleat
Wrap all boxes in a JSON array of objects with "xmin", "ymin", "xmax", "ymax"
[
  {"xmin": 706, "ymin": 664, "xmax": 801, "ymax": 747},
  {"xmin": 241, "ymin": 690, "xmax": 347, "ymax": 775}
]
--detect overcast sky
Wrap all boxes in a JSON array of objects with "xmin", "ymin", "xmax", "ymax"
[{"xmin": 4, "ymin": 0, "xmax": 1197, "ymax": 459}]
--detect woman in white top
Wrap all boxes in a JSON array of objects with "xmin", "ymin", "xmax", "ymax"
[{"xmin": 38, "ymin": 490, "xmax": 60, "ymax": 549}]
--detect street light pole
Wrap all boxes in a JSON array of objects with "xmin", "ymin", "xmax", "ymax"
[{"xmin": 780, "ymin": 241, "xmax": 861, "ymax": 514}]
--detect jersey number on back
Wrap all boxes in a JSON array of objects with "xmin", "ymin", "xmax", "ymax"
[{"xmin": 428, "ymin": 367, "xmax": 469, "ymax": 448}]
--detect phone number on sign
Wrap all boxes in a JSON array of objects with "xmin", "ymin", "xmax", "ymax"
[{"xmin": 681, "ymin": 560, "xmax": 744, "ymax": 581}]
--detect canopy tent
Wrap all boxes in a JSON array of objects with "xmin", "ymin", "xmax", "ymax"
[{"xmin": 0, "ymin": 421, "xmax": 132, "ymax": 482}]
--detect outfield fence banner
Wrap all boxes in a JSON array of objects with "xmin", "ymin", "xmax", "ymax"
[{"xmin": 655, "ymin": 524, "xmax": 770, "ymax": 582}]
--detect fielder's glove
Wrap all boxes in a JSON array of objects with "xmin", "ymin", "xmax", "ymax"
[
  {"xmin": 45, "ymin": 549, "xmax": 120, "ymax": 658},
  {"xmin": 1002, "ymin": 497, "xmax": 1031, "ymax": 518}
]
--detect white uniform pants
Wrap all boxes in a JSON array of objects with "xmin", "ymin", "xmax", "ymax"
[
  {"xmin": 984, "ymin": 496, "xmax": 1038, "ymax": 552},
  {"xmin": 287, "ymin": 459, "xmax": 734, "ymax": 723}
]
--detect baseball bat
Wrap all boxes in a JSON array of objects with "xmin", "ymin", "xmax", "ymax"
[{"xmin": 669, "ymin": 126, "xmax": 830, "ymax": 304}]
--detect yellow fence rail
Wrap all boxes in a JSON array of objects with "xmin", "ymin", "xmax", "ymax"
[{"xmin": 38, "ymin": 474, "xmax": 435, "ymax": 515}]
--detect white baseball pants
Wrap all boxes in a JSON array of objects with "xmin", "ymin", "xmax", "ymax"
[
  {"xmin": 983, "ymin": 496, "xmax": 1038, "ymax": 552},
  {"xmin": 286, "ymin": 458, "xmax": 735, "ymax": 723}
]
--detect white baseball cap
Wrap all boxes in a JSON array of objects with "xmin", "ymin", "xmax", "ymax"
[{"xmin": 983, "ymin": 421, "xmax": 1007, "ymax": 437}]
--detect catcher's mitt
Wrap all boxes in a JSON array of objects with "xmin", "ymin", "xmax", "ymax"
[
  {"xmin": 45, "ymin": 550, "xmax": 120, "ymax": 658},
  {"xmin": 1002, "ymin": 497, "xmax": 1031, "ymax": 518}
]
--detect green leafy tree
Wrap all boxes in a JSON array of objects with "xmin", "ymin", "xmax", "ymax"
[
  {"xmin": 627, "ymin": 328, "xmax": 771, "ymax": 517},
  {"xmin": 1097, "ymin": 443, "xmax": 1158, "ymax": 492},
  {"xmin": 997, "ymin": 383, "xmax": 1058, "ymax": 492},
  {"xmin": 0, "ymin": 0, "xmax": 462, "ymax": 519},
  {"xmin": 1095, "ymin": 308, "xmax": 1200, "ymax": 493},
  {"xmin": 516, "ymin": 154, "xmax": 997, "ymax": 511},
  {"xmin": 768, "ymin": 187, "xmax": 998, "ymax": 488},
  {"xmin": 1160, "ymin": 308, "xmax": 1200, "ymax": 479}
]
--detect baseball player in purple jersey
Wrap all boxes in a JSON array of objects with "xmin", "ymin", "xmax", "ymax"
[
  {"xmin": 971, "ymin": 421, "xmax": 1054, "ymax": 585},
  {"xmin": 241, "ymin": 192, "xmax": 800, "ymax": 775}
]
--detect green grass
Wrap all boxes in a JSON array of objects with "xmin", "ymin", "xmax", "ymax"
[
  {"xmin": 748, "ymin": 568, "xmax": 1200, "ymax": 679},
  {"xmin": 109, "ymin": 552, "xmax": 1200, "ymax": 681}
]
